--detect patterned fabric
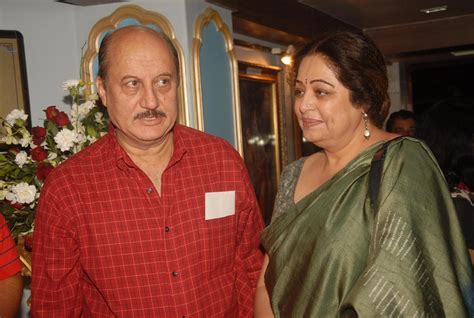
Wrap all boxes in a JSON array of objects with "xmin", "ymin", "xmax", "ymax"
[
  {"xmin": 261, "ymin": 137, "xmax": 473, "ymax": 317},
  {"xmin": 31, "ymin": 124, "xmax": 264, "ymax": 317},
  {"xmin": 270, "ymin": 157, "xmax": 305, "ymax": 223},
  {"xmin": 0, "ymin": 214, "xmax": 22, "ymax": 280}
]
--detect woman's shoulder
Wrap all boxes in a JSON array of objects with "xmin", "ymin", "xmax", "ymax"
[
  {"xmin": 387, "ymin": 136, "xmax": 435, "ymax": 158},
  {"xmin": 384, "ymin": 136, "xmax": 443, "ymax": 176}
]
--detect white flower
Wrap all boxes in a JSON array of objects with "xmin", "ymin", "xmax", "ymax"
[
  {"xmin": 71, "ymin": 120, "xmax": 85, "ymax": 133},
  {"xmin": 5, "ymin": 109, "xmax": 28, "ymax": 125},
  {"xmin": 1, "ymin": 135, "xmax": 18, "ymax": 145},
  {"xmin": 0, "ymin": 189, "xmax": 7, "ymax": 200},
  {"xmin": 86, "ymin": 135, "xmax": 98, "ymax": 143},
  {"xmin": 87, "ymin": 93, "xmax": 99, "ymax": 101},
  {"xmin": 62, "ymin": 79, "xmax": 80, "ymax": 91},
  {"xmin": 15, "ymin": 151, "xmax": 29, "ymax": 168},
  {"xmin": 54, "ymin": 128, "xmax": 79, "ymax": 152},
  {"xmin": 76, "ymin": 132, "xmax": 87, "ymax": 145},
  {"xmin": 19, "ymin": 136, "xmax": 32, "ymax": 148},
  {"xmin": 47, "ymin": 152, "xmax": 58, "ymax": 161},
  {"xmin": 7, "ymin": 182, "xmax": 37, "ymax": 204},
  {"xmin": 95, "ymin": 112, "xmax": 104, "ymax": 125},
  {"xmin": 71, "ymin": 101, "xmax": 95, "ymax": 121}
]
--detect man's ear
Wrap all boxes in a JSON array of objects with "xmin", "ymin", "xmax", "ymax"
[{"xmin": 95, "ymin": 76, "xmax": 107, "ymax": 107}]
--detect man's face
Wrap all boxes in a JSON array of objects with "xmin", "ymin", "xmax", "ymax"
[
  {"xmin": 392, "ymin": 118, "xmax": 416, "ymax": 136},
  {"xmin": 96, "ymin": 29, "xmax": 178, "ymax": 149}
]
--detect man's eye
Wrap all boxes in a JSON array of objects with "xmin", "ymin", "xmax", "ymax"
[
  {"xmin": 126, "ymin": 80, "xmax": 139, "ymax": 88},
  {"xmin": 156, "ymin": 78, "xmax": 170, "ymax": 87}
]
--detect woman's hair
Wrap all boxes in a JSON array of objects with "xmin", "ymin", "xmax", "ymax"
[
  {"xmin": 293, "ymin": 30, "xmax": 390, "ymax": 128},
  {"xmin": 416, "ymin": 98, "xmax": 474, "ymax": 190}
]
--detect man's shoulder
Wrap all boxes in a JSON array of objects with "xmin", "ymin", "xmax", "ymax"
[
  {"xmin": 176, "ymin": 124, "xmax": 238, "ymax": 154},
  {"xmin": 47, "ymin": 133, "xmax": 113, "ymax": 179}
]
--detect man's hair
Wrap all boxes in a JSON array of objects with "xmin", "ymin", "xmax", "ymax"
[
  {"xmin": 385, "ymin": 110, "xmax": 416, "ymax": 132},
  {"xmin": 97, "ymin": 25, "xmax": 179, "ymax": 83},
  {"xmin": 293, "ymin": 30, "xmax": 390, "ymax": 128}
]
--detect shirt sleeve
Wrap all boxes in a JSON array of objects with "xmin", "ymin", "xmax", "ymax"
[
  {"xmin": 31, "ymin": 177, "xmax": 83, "ymax": 317},
  {"xmin": 0, "ymin": 214, "xmax": 22, "ymax": 280},
  {"xmin": 234, "ymin": 161, "xmax": 265, "ymax": 318}
]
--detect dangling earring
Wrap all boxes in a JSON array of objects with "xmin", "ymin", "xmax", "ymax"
[{"xmin": 362, "ymin": 112, "xmax": 370, "ymax": 139}]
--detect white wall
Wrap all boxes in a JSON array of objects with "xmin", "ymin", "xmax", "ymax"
[
  {"xmin": 0, "ymin": 0, "xmax": 80, "ymax": 125},
  {"xmin": 0, "ymin": 0, "xmax": 224, "ymax": 127}
]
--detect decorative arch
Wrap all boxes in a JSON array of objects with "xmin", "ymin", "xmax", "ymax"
[
  {"xmin": 192, "ymin": 7, "xmax": 243, "ymax": 155},
  {"xmin": 81, "ymin": 4, "xmax": 189, "ymax": 125}
]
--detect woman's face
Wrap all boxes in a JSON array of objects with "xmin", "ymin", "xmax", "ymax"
[{"xmin": 294, "ymin": 54, "xmax": 365, "ymax": 149}]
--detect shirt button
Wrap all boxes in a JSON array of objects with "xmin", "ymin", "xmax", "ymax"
[
  {"xmin": 172, "ymin": 271, "xmax": 179, "ymax": 277},
  {"xmin": 146, "ymin": 188, "xmax": 153, "ymax": 194},
  {"xmin": 164, "ymin": 226, "xmax": 170, "ymax": 232}
]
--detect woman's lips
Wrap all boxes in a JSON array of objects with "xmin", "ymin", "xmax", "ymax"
[{"xmin": 301, "ymin": 118, "xmax": 323, "ymax": 128}]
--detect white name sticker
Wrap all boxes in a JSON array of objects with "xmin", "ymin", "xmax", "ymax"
[{"xmin": 205, "ymin": 191, "xmax": 235, "ymax": 220}]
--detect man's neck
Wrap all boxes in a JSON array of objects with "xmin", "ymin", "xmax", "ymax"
[{"xmin": 117, "ymin": 131, "xmax": 175, "ymax": 194}]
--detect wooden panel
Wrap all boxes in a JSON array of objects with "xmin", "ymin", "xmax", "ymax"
[{"xmin": 367, "ymin": 14, "xmax": 474, "ymax": 57}]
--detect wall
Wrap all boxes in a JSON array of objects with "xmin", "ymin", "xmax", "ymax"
[{"xmin": 0, "ymin": 0, "xmax": 80, "ymax": 125}]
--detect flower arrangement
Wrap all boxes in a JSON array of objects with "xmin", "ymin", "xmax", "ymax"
[{"xmin": 0, "ymin": 80, "xmax": 108, "ymax": 239}]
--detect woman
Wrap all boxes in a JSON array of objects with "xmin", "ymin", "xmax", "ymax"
[{"xmin": 255, "ymin": 31, "xmax": 473, "ymax": 317}]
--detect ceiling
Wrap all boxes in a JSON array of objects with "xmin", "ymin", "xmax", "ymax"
[{"xmin": 207, "ymin": 0, "xmax": 474, "ymax": 61}]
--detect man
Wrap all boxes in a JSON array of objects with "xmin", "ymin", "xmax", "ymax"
[
  {"xmin": 385, "ymin": 109, "xmax": 416, "ymax": 136},
  {"xmin": 31, "ymin": 25, "xmax": 264, "ymax": 317},
  {"xmin": 0, "ymin": 214, "xmax": 23, "ymax": 317}
]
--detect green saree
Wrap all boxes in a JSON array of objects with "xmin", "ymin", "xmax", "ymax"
[{"xmin": 261, "ymin": 137, "xmax": 472, "ymax": 317}]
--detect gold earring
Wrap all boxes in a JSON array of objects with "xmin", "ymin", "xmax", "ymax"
[{"xmin": 363, "ymin": 112, "xmax": 370, "ymax": 139}]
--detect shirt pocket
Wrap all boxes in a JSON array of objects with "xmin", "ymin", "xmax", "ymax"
[{"xmin": 202, "ymin": 213, "xmax": 237, "ymax": 275}]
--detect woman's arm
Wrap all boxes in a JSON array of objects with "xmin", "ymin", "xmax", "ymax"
[{"xmin": 254, "ymin": 254, "xmax": 274, "ymax": 318}]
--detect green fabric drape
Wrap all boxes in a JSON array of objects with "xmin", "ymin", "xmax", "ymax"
[{"xmin": 261, "ymin": 137, "xmax": 472, "ymax": 317}]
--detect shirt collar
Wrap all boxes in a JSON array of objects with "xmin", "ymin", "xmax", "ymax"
[{"xmin": 107, "ymin": 123, "xmax": 187, "ymax": 170}]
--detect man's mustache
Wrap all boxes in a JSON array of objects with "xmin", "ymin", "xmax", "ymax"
[{"xmin": 133, "ymin": 109, "xmax": 167, "ymax": 120}]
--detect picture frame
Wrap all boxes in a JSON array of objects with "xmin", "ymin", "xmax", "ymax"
[
  {"xmin": 238, "ymin": 61, "xmax": 282, "ymax": 224},
  {"xmin": 0, "ymin": 30, "xmax": 31, "ymax": 128}
]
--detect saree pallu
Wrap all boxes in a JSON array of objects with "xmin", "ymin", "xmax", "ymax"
[{"xmin": 261, "ymin": 137, "xmax": 473, "ymax": 317}]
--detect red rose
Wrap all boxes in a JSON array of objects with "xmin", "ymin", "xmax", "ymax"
[
  {"xmin": 54, "ymin": 111, "xmax": 70, "ymax": 127},
  {"xmin": 31, "ymin": 126, "xmax": 46, "ymax": 145},
  {"xmin": 6, "ymin": 200, "xmax": 23, "ymax": 210},
  {"xmin": 44, "ymin": 105, "xmax": 59, "ymax": 120},
  {"xmin": 31, "ymin": 146, "xmax": 48, "ymax": 161},
  {"xmin": 24, "ymin": 233, "xmax": 33, "ymax": 252},
  {"xmin": 36, "ymin": 162, "xmax": 54, "ymax": 181}
]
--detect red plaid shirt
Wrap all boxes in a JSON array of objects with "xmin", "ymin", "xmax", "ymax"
[
  {"xmin": 31, "ymin": 124, "xmax": 264, "ymax": 317},
  {"xmin": 0, "ymin": 214, "xmax": 22, "ymax": 280}
]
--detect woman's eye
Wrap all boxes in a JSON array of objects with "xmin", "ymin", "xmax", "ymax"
[
  {"xmin": 294, "ymin": 88, "xmax": 304, "ymax": 97},
  {"xmin": 316, "ymin": 90, "xmax": 328, "ymax": 96}
]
